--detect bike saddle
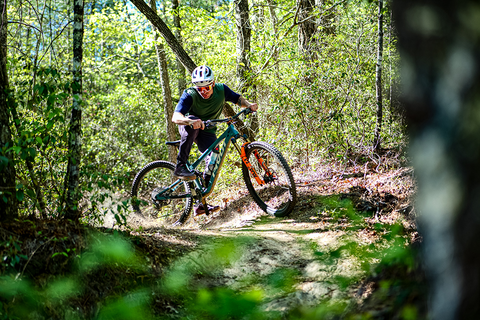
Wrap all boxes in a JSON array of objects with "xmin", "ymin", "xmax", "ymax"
[{"xmin": 165, "ymin": 140, "xmax": 181, "ymax": 147}]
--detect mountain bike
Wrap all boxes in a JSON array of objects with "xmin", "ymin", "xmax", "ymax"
[{"xmin": 130, "ymin": 108, "xmax": 297, "ymax": 225}]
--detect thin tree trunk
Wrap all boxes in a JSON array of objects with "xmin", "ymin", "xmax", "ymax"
[
  {"xmin": 234, "ymin": 0, "xmax": 258, "ymax": 133},
  {"xmin": 64, "ymin": 0, "xmax": 84, "ymax": 219},
  {"xmin": 267, "ymin": 0, "xmax": 278, "ymax": 34},
  {"xmin": 374, "ymin": 0, "xmax": 383, "ymax": 151},
  {"xmin": 171, "ymin": 0, "xmax": 186, "ymax": 97},
  {"xmin": 0, "ymin": 0, "xmax": 18, "ymax": 220},
  {"xmin": 150, "ymin": 0, "xmax": 176, "ymax": 163},
  {"xmin": 296, "ymin": 0, "xmax": 316, "ymax": 54},
  {"xmin": 266, "ymin": 0, "xmax": 279, "ymax": 68},
  {"xmin": 234, "ymin": 0, "xmax": 251, "ymax": 90},
  {"xmin": 129, "ymin": 0, "xmax": 196, "ymax": 73},
  {"xmin": 8, "ymin": 0, "xmax": 47, "ymax": 218}
]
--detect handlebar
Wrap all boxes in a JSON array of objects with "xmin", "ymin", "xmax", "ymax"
[{"xmin": 204, "ymin": 107, "xmax": 254, "ymax": 129}]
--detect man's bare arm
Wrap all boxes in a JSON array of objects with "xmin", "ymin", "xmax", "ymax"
[
  {"xmin": 172, "ymin": 112, "xmax": 205, "ymax": 129},
  {"xmin": 238, "ymin": 96, "xmax": 258, "ymax": 112}
]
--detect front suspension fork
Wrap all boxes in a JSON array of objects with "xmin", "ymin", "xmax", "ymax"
[{"xmin": 232, "ymin": 140, "xmax": 269, "ymax": 186}]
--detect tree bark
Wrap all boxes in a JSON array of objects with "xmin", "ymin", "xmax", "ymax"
[
  {"xmin": 234, "ymin": 0, "xmax": 251, "ymax": 90},
  {"xmin": 394, "ymin": 0, "xmax": 480, "ymax": 318},
  {"xmin": 234, "ymin": 0, "xmax": 258, "ymax": 134},
  {"xmin": 0, "ymin": 0, "xmax": 18, "ymax": 220},
  {"xmin": 296, "ymin": 0, "xmax": 316, "ymax": 54},
  {"xmin": 150, "ymin": 0, "xmax": 177, "ymax": 162},
  {"xmin": 171, "ymin": 0, "xmax": 186, "ymax": 97},
  {"xmin": 266, "ymin": 0, "xmax": 278, "ymax": 34},
  {"xmin": 374, "ymin": 0, "xmax": 383, "ymax": 151},
  {"xmin": 64, "ymin": 0, "xmax": 84, "ymax": 219}
]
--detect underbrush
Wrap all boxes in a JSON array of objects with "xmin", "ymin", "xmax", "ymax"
[
  {"xmin": 0, "ymin": 219, "xmax": 425, "ymax": 320},
  {"xmin": 0, "ymin": 156, "xmax": 424, "ymax": 320}
]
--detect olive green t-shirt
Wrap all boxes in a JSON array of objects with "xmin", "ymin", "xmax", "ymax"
[{"xmin": 175, "ymin": 83, "xmax": 241, "ymax": 133}]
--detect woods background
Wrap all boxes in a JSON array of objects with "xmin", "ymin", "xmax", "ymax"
[
  {"xmin": 0, "ymin": 0, "xmax": 404, "ymax": 220},
  {"xmin": 3, "ymin": 0, "xmax": 480, "ymax": 319}
]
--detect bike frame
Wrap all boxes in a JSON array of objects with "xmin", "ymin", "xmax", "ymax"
[
  {"xmin": 154, "ymin": 122, "xmax": 243, "ymax": 202},
  {"xmin": 186, "ymin": 123, "xmax": 240, "ymax": 197},
  {"xmin": 154, "ymin": 109, "xmax": 269, "ymax": 215}
]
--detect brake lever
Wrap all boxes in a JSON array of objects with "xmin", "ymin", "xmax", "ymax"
[
  {"xmin": 244, "ymin": 108, "xmax": 257, "ymax": 117},
  {"xmin": 204, "ymin": 120, "xmax": 216, "ymax": 129}
]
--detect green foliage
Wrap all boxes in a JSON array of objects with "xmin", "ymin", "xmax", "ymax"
[
  {"xmin": 0, "ymin": 231, "xmax": 147, "ymax": 320},
  {"xmin": 0, "ymin": 236, "xmax": 28, "ymax": 269},
  {"xmin": 6, "ymin": 0, "xmax": 404, "ymax": 227},
  {"xmin": 0, "ymin": 199, "xmax": 422, "ymax": 319}
]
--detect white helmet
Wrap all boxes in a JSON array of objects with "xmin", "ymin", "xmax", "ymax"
[{"xmin": 192, "ymin": 65, "xmax": 214, "ymax": 87}]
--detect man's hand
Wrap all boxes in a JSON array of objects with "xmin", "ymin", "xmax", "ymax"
[
  {"xmin": 190, "ymin": 118, "xmax": 205, "ymax": 130},
  {"xmin": 173, "ymin": 112, "xmax": 205, "ymax": 129},
  {"xmin": 248, "ymin": 103, "xmax": 258, "ymax": 112}
]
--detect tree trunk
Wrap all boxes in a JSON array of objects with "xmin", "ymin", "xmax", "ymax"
[
  {"xmin": 171, "ymin": 0, "xmax": 186, "ymax": 97},
  {"xmin": 374, "ymin": 0, "xmax": 383, "ymax": 151},
  {"xmin": 267, "ymin": 0, "xmax": 278, "ymax": 34},
  {"xmin": 234, "ymin": 0, "xmax": 258, "ymax": 134},
  {"xmin": 150, "ymin": 0, "xmax": 177, "ymax": 163},
  {"xmin": 296, "ymin": 0, "xmax": 316, "ymax": 54},
  {"xmin": 394, "ymin": 0, "xmax": 480, "ymax": 318},
  {"xmin": 130, "ymin": 0, "xmax": 255, "ymax": 141},
  {"xmin": 64, "ymin": 0, "xmax": 84, "ymax": 220},
  {"xmin": 234, "ymin": 0, "xmax": 251, "ymax": 90},
  {"xmin": 0, "ymin": 0, "xmax": 18, "ymax": 220}
]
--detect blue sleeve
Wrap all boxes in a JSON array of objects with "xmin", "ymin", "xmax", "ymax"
[
  {"xmin": 223, "ymin": 84, "xmax": 241, "ymax": 104},
  {"xmin": 175, "ymin": 90, "xmax": 193, "ymax": 114}
]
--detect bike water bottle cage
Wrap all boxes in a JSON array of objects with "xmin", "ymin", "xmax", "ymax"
[{"xmin": 206, "ymin": 146, "xmax": 220, "ymax": 175}]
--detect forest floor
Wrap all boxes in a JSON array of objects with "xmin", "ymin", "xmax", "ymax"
[
  {"xmin": 123, "ymin": 158, "xmax": 425, "ymax": 318},
  {"xmin": 0, "ymin": 158, "xmax": 427, "ymax": 319}
]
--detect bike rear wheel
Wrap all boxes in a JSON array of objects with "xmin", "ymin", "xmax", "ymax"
[
  {"xmin": 242, "ymin": 142, "xmax": 297, "ymax": 217},
  {"xmin": 131, "ymin": 161, "xmax": 192, "ymax": 224}
]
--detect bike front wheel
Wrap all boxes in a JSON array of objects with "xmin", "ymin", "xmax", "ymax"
[
  {"xmin": 131, "ymin": 161, "xmax": 192, "ymax": 224},
  {"xmin": 242, "ymin": 142, "xmax": 297, "ymax": 217}
]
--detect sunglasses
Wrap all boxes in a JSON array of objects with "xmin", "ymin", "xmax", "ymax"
[{"xmin": 195, "ymin": 84, "xmax": 214, "ymax": 94}]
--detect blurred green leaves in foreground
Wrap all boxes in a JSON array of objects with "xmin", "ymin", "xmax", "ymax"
[{"xmin": 0, "ymin": 198, "xmax": 422, "ymax": 319}]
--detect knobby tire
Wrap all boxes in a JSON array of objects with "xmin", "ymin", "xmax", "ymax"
[
  {"xmin": 242, "ymin": 141, "xmax": 297, "ymax": 217},
  {"xmin": 131, "ymin": 161, "xmax": 192, "ymax": 225}
]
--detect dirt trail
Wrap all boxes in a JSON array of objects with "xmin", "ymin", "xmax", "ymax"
[
  {"xmin": 0, "ymin": 164, "xmax": 418, "ymax": 319},
  {"xmin": 126, "ymin": 166, "xmax": 416, "ymax": 313}
]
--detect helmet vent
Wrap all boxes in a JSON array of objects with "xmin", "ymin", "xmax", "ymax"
[{"xmin": 192, "ymin": 65, "xmax": 214, "ymax": 86}]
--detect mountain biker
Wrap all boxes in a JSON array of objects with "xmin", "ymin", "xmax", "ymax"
[{"xmin": 172, "ymin": 65, "xmax": 258, "ymax": 215}]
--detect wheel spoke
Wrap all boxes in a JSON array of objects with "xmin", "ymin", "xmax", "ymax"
[
  {"xmin": 131, "ymin": 161, "xmax": 192, "ymax": 224},
  {"xmin": 242, "ymin": 142, "xmax": 297, "ymax": 217}
]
